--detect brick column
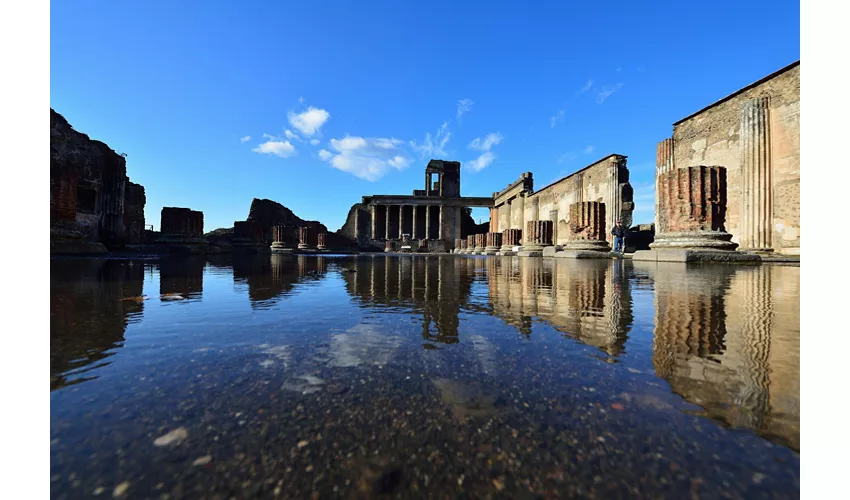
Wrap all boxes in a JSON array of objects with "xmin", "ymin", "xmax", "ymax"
[
  {"xmin": 651, "ymin": 165, "xmax": 737, "ymax": 250},
  {"xmin": 500, "ymin": 228, "xmax": 522, "ymax": 255},
  {"xmin": 466, "ymin": 235, "xmax": 475, "ymax": 254},
  {"xmin": 453, "ymin": 238, "xmax": 462, "ymax": 253},
  {"xmin": 524, "ymin": 220, "xmax": 553, "ymax": 252},
  {"xmin": 271, "ymin": 225, "xmax": 293, "ymax": 253},
  {"xmin": 473, "ymin": 233, "xmax": 486, "ymax": 254},
  {"xmin": 485, "ymin": 232, "xmax": 502, "ymax": 255},
  {"xmin": 317, "ymin": 232, "xmax": 327, "ymax": 250},
  {"xmin": 739, "ymin": 97, "xmax": 774, "ymax": 253},
  {"xmin": 564, "ymin": 201, "xmax": 611, "ymax": 252},
  {"xmin": 656, "ymin": 138, "xmax": 674, "ymax": 232},
  {"xmin": 297, "ymin": 226, "xmax": 310, "ymax": 250},
  {"xmin": 460, "ymin": 239, "xmax": 468, "ymax": 253}
]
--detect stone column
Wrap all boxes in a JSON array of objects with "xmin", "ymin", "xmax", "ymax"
[
  {"xmin": 500, "ymin": 228, "xmax": 522, "ymax": 255},
  {"xmin": 520, "ymin": 220, "xmax": 553, "ymax": 256},
  {"xmin": 371, "ymin": 205, "xmax": 377, "ymax": 240},
  {"xmin": 317, "ymin": 233, "xmax": 327, "ymax": 250},
  {"xmin": 271, "ymin": 225, "xmax": 293, "ymax": 253},
  {"xmin": 466, "ymin": 235, "xmax": 475, "ymax": 254},
  {"xmin": 485, "ymin": 232, "xmax": 502, "ymax": 255},
  {"xmin": 354, "ymin": 209, "xmax": 361, "ymax": 241},
  {"xmin": 651, "ymin": 165, "xmax": 737, "ymax": 250},
  {"xmin": 562, "ymin": 201, "xmax": 611, "ymax": 253},
  {"xmin": 438, "ymin": 205, "xmax": 444, "ymax": 240},
  {"xmin": 453, "ymin": 238, "xmax": 462, "ymax": 253},
  {"xmin": 385, "ymin": 239, "xmax": 394, "ymax": 252},
  {"xmin": 412, "ymin": 205, "xmax": 419, "ymax": 240},
  {"xmin": 474, "ymin": 234, "xmax": 486, "ymax": 254},
  {"xmin": 297, "ymin": 226, "xmax": 310, "ymax": 250},
  {"xmin": 399, "ymin": 205, "xmax": 405, "ymax": 239},
  {"xmin": 425, "ymin": 205, "xmax": 431, "ymax": 240},
  {"xmin": 460, "ymin": 239, "xmax": 468, "ymax": 253},
  {"xmin": 739, "ymin": 97, "xmax": 774, "ymax": 253},
  {"xmin": 385, "ymin": 205, "xmax": 391, "ymax": 241},
  {"xmin": 656, "ymin": 139, "xmax": 674, "ymax": 231},
  {"xmin": 490, "ymin": 207, "xmax": 499, "ymax": 232}
]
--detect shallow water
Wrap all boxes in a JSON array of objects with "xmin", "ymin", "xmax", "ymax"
[{"xmin": 50, "ymin": 254, "xmax": 800, "ymax": 498}]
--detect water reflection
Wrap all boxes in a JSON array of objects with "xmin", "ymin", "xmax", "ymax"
[
  {"xmin": 634, "ymin": 261, "xmax": 800, "ymax": 450},
  {"xmin": 50, "ymin": 259, "xmax": 146, "ymax": 390},
  {"xmin": 159, "ymin": 256, "xmax": 204, "ymax": 300}
]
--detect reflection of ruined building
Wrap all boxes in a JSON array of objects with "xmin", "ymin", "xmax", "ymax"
[
  {"xmin": 637, "ymin": 261, "xmax": 800, "ymax": 451},
  {"xmin": 50, "ymin": 109, "xmax": 146, "ymax": 253},
  {"xmin": 491, "ymin": 155, "xmax": 634, "ymax": 248},
  {"xmin": 158, "ymin": 256, "xmax": 205, "ymax": 299},
  {"xmin": 50, "ymin": 260, "xmax": 146, "ymax": 390},
  {"xmin": 340, "ymin": 160, "xmax": 493, "ymax": 251},
  {"xmin": 655, "ymin": 61, "xmax": 800, "ymax": 256},
  {"xmin": 486, "ymin": 259, "xmax": 633, "ymax": 355}
]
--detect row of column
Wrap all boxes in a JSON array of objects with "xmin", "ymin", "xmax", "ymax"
[{"xmin": 369, "ymin": 204, "xmax": 457, "ymax": 241}]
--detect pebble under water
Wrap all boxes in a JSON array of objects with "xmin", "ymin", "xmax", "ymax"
[{"xmin": 50, "ymin": 254, "xmax": 800, "ymax": 499}]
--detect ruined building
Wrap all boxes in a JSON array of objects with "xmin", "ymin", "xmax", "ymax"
[
  {"xmin": 50, "ymin": 109, "xmax": 146, "ymax": 253},
  {"xmin": 339, "ymin": 160, "xmax": 493, "ymax": 252},
  {"xmin": 491, "ymin": 155, "xmax": 634, "ymax": 250},
  {"xmin": 653, "ymin": 61, "xmax": 800, "ymax": 257}
]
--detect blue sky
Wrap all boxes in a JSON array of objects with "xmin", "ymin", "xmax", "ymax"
[{"xmin": 50, "ymin": 1, "xmax": 800, "ymax": 232}]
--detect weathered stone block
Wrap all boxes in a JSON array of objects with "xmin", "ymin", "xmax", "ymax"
[{"xmin": 564, "ymin": 201, "xmax": 611, "ymax": 252}]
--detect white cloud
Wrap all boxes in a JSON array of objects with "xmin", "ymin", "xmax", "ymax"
[
  {"xmin": 468, "ymin": 132, "xmax": 503, "ymax": 152},
  {"xmin": 457, "ymin": 98, "xmax": 474, "ymax": 118},
  {"xmin": 550, "ymin": 109, "xmax": 565, "ymax": 128},
  {"xmin": 287, "ymin": 106, "xmax": 330, "ymax": 136},
  {"xmin": 319, "ymin": 135, "xmax": 411, "ymax": 181},
  {"xmin": 284, "ymin": 129, "xmax": 301, "ymax": 141},
  {"xmin": 596, "ymin": 83, "xmax": 624, "ymax": 103},
  {"xmin": 579, "ymin": 79, "xmax": 594, "ymax": 93},
  {"xmin": 240, "ymin": 135, "xmax": 252, "ymax": 143},
  {"xmin": 584, "ymin": 145, "xmax": 595, "ymax": 154},
  {"xmin": 410, "ymin": 121, "xmax": 451, "ymax": 158},
  {"xmin": 467, "ymin": 152, "xmax": 496, "ymax": 172},
  {"xmin": 310, "ymin": 139, "xmax": 320, "ymax": 146},
  {"xmin": 252, "ymin": 139, "xmax": 297, "ymax": 158}
]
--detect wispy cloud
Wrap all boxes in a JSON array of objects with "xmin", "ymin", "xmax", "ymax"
[
  {"xmin": 284, "ymin": 129, "xmax": 301, "ymax": 142},
  {"xmin": 558, "ymin": 145, "xmax": 595, "ymax": 164},
  {"xmin": 468, "ymin": 132, "xmax": 503, "ymax": 152},
  {"xmin": 578, "ymin": 79, "xmax": 594, "ymax": 94},
  {"xmin": 240, "ymin": 135, "xmax": 252, "ymax": 143},
  {"xmin": 467, "ymin": 151, "xmax": 496, "ymax": 172},
  {"xmin": 457, "ymin": 99, "xmax": 474, "ymax": 118},
  {"xmin": 584, "ymin": 145, "xmax": 595, "ymax": 154},
  {"xmin": 410, "ymin": 121, "xmax": 451, "ymax": 158},
  {"xmin": 319, "ymin": 135, "xmax": 411, "ymax": 181},
  {"xmin": 287, "ymin": 106, "xmax": 330, "ymax": 136},
  {"xmin": 252, "ymin": 136, "xmax": 297, "ymax": 158},
  {"xmin": 310, "ymin": 139, "xmax": 320, "ymax": 146},
  {"xmin": 550, "ymin": 109, "xmax": 565, "ymax": 128},
  {"xmin": 596, "ymin": 83, "xmax": 624, "ymax": 103}
]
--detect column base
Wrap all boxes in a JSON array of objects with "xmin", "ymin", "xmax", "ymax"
[
  {"xmin": 517, "ymin": 246, "xmax": 543, "ymax": 257},
  {"xmin": 563, "ymin": 240, "xmax": 612, "ymax": 252},
  {"xmin": 542, "ymin": 245, "xmax": 561, "ymax": 257},
  {"xmin": 473, "ymin": 246, "xmax": 486, "ymax": 255},
  {"xmin": 317, "ymin": 245, "xmax": 327, "ymax": 251},
  {"xmin": 484, "ymin": 246, "xmax": 500, "ymax": 255},
  {"xmin": 271, "ymin": 243, "xmax": 295, "ymax": 254},
  {"xmin": 649, "ymin": 231, "xmax": 738, "ymax": 251},
  {"xmin": 632, "ymin": 248, "xmax": 762, "ymax": 263},
  {"xmin": 297, "ymin": 243, "xmax": 311, "ymax": 250}
]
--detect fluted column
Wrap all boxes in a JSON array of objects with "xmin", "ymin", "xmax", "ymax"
[
  {"xmin": 563, "ymin": 201, "xmax": 611, "ymax": 252},
  {"xmin": 500, "ymin": 228, "xmax": 522, "ymax": 255},
  {"xmin": 438, "ymin": 205, "xmax": 444, "ymax": 240},
  {"xmin": 473, "ymin": 233, "xmax": 486, "ymax": 254},
  {"xmin": 651, "ymin": 166, "xmax": 737, "ymax": 250},
  {"xmin": 425, "ymin": 205, "xmax": 431, "ymax": 240},
  {"xmin": 317, "ymin": 233, "xmax": 327, "ymax": 250},
  {"xmin": 739, "ymin": 97, "xmax": 774, "ymax": 252},
  {"xmin": 466, "ymin": 235, "xmax": 474, "ymax": 254},
  {"xmin": 297, "ymin": 226, "xmax": 310, "ymax": 250},
  {"xmin": 271, "ymin": 225, "xmax": 293, "ymax": 253},
  {"xmin": 485, "ymin": 232, "xmax": 502, "ymax": 255},
  {"xmin": 371, "ymin": 205, "xmax": 377, "ymax": 240},
  {"xmin": 399, "ymin": 204, "xmax": 405, "ymax": 239},
  {"xmin": 385, "ymin": 205, "xmax": 391, "ymax": 241},
  {"xmin": 524, "ymin": 220, "xmax": 553, "ymax": 252},
  {"xmin": 453, "ymin": 238, "xmax": 462, "ymax": 254},
  {"xmin": 656, "ymin": 138, "xmax": 675, "ymax": 231}
]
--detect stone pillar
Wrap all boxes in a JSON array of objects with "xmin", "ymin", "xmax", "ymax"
[
  {"xmin": 425, "ymin": 205, "xmax": 431, "ymax": 240},
  {"xmin": 466, "ymin": 235, "xmax": 475, "ymax": 254},
  {"xmin": 317, "ymin": 232, "xmax": 327, "ymax": 250},
  {"xmin": 651, "ymin": 165, "xmax": 737, "ymax": 250},
  {"xmin": 412, "ymin": 205, "xmax": 419, "ymax": 240},
  {"xmin": 297, "ymin": 226, "xmax": 310, "ymax": 250},
  {"xmin": 385, "ymin": 239, "xmax": 395, "ymax": 252},
  {"xmin": 485, "ymin": 232, "xmax": 502, "ymax": 255},
  {"xmin": 562, "ymin": 201, "xmax": 611, "ymax": 252},
  {"xmin": 271, "ymin": 225, "xmax": 293, "ymax": 253},
  {"xmin": 371, "ymin": 205, "xmax": 377, "ymax": 240},
  {"xmin": 453, "ymin": 238, "xmax": 462, "ymax": 253},
  {"xmin": 438, "ymin": 205, "xmax": 444, "ymax": 240},
  {"xmin": 739, "ymin": 97, "xmax": 774, "ymax": 253},
  {"xmin": 490, "ymin": 207, "xmax": 499, "ymax": 232},
  {"xmin": 460, "ymin": 239, "xmax": 468, "ymax": 253},
  {"xmin": 521, "ymin": 220, "xmax": 553, "ymax": 256},
  {"xmin": 385, "ymin": 205, "xmax": 391, "ymax": 241},
  {"xmin": 656, "ymin": 139, "xmax": 675, "ymax": 231},
  {"xmin": 399, "ymin": 204, "xmax": 405, "ymax": 239},
  {"xmin": 500, "ymin": 228, "xmax": 521, "ymax": 255},
  {"xmin": 354, "ymin": 209, "xmax": 361, "ymax": 241},
  {"xmin": 473, "ymin": 234, "xmax": 486, "ymax": 254}
]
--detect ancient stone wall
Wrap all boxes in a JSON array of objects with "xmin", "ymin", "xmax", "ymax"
[
  {"xmin": 161, "ymin": 207, "xmax": 204, "ymax": 237},
  {"xmin": 670, "ymin": 62, "xmax": 800, "ymax": 254},
  {"xmin": 123, "ymin": 182, "xmax": 146, "ymax": 245}
]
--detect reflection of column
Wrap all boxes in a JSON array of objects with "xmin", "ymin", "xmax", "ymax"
[
  {"xmin": 739, "ymin": 97, "xmax": 774, "ymax": 253},
  {"xmin": 651, "ymin": 166, "xmax": 737, "ymax": 250}
]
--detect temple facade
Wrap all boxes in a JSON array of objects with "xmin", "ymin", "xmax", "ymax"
[{"xmin": 655, "ymin": 61, "xmax": 800, "ymax": 256}]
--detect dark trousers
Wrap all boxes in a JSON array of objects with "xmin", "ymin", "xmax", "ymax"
[{"xmin": 613, "ymin": 237, "xmax": 623, "ymax": 253}]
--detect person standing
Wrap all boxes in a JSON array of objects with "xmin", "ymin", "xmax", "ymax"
[{"xmin": 611, "ymin": 220, "xmax": 626, "ymax": 253}]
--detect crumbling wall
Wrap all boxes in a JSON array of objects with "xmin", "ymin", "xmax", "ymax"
[{"xmin": 671, "ymin": 63, "xmax": 800, "ymax": 254}]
